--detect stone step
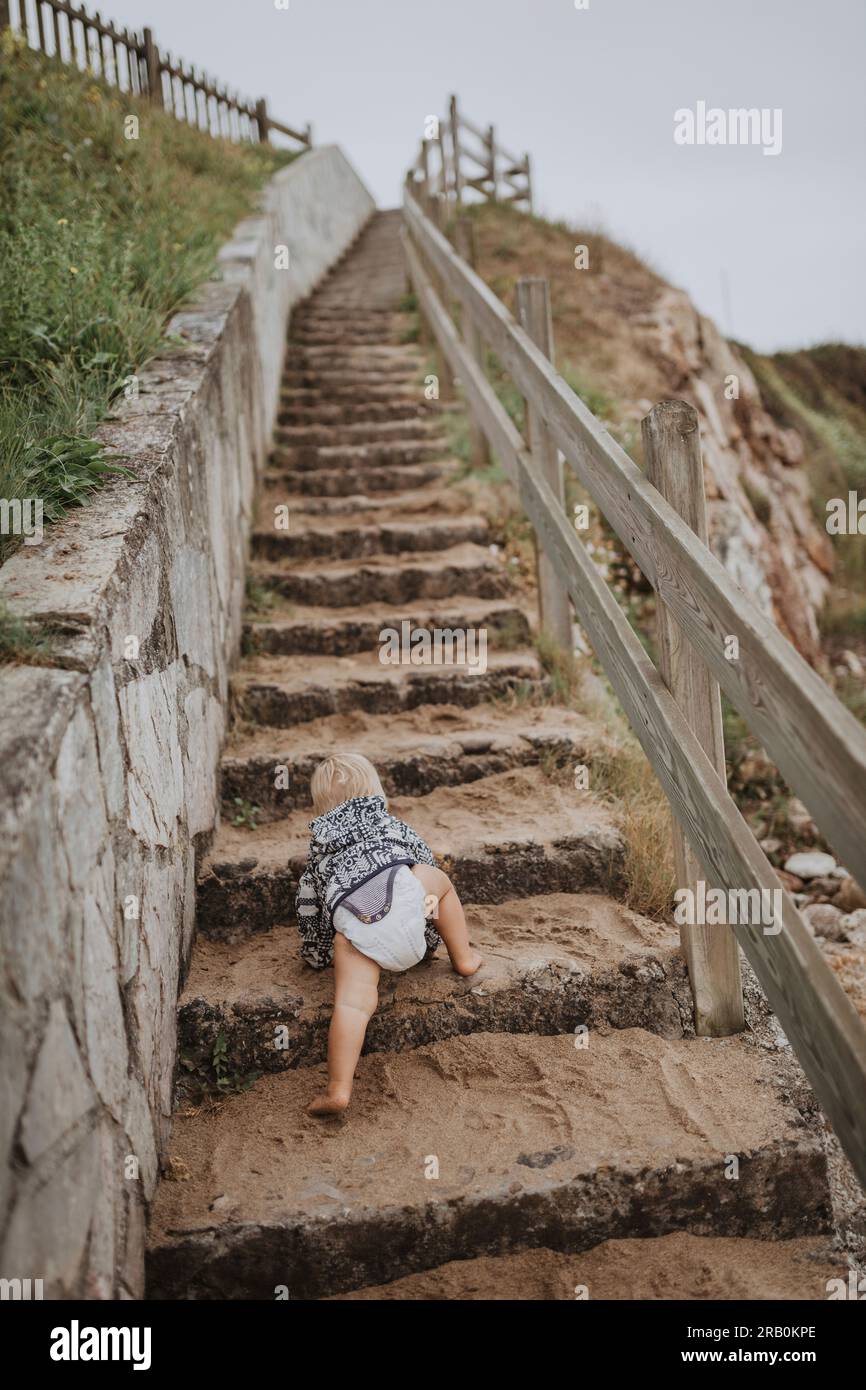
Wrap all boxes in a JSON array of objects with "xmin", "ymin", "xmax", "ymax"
[
  {"xmin": 232, "ymin": 647, "xmax": 543, "ymax": 728},
  {"xmin": 291, "ymin": 307, "xmax": 400, "ymax": 324},
  {"xmin": 254, "ymin": 482, "xmax": 470, "ymax": 525},
  {"xmin": 242, "ymin": 597, "xmax": 530, "ymax": 658},
  {"xmin": 278, "ymin": 395, "xmax": 432, "ymax": 420},
  {"xmin": 310, "ymin": 306, "xmax": 411, "ymax": 318},
  {"xmin": 315, "ymin": 263, "xmax": 407, "ymax": 277},
  {"xmin": 197, "ymin": 766, "xmax": 622, "ymax": 939},
  {"xmin": 220, "ymin": 702, "xmax": 592, "ymax": 818},
  {"xmin": 145, "ymin": 1028, "xmax": 831, "ymax": 1299},
  {"xmin": 277, "ymin": 402, "xmax": 435, "ymax": 430},
  {"xmin": 270, "ymin": 438, "xmax": 446, "ymax": 471},
  {"xmin": 291, "ymin": 309, "xmax": 404, "ymax": 324},
  {"xmin": 291, "ymin": 328, "xmax": 411, "ymax": 346},
  {"xmin": 295, "ymin": 278, "xmax": 410, "ymax": 295},
  {"xmin": 280, "ymin": 381, "xmax": 421, "ymax": 404},
  {"xmin": 250, "ymin": 514, "xmax": 488, "ymax": 564},
  {"xmin": 326, "ymin": 1233, "xmax": 844, "ymax": 1301},
  {"xmin": 313, "ymin": 266, "xmax": 406, "ymax": 284},
  {"xmin": 274, "ymin": 418, "xmax": 445, "ymax": 448},
  {"xmin": 286, "ymin": 345, "xmax": 422, "ymax": 367},
  {"xmin": 178, "ymin": 892, "xmax": 690, "ymax": 1078},
  {"xmin": 281, "ymin": 369, "xmax": 420, "ymax": 392},
  {"xmin": 248, "ymin": 543, "xmax": 509, "ymax": 607},
  {"xmin": 266, "ymin": 460, "xmax": 454, "ymax": 497},
  {"xmin": 253, "ymin": 482, "xmax": 469, "ymax": 526}
]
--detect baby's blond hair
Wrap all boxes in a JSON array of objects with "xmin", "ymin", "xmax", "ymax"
[{"xmin": 310, "ymin": 753, "xmax": 387, "ymax": 816}]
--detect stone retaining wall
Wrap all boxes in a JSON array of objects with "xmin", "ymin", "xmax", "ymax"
[{"xmin": 0, "ymin": 146, "xmax": 375, "ymax": 1298}]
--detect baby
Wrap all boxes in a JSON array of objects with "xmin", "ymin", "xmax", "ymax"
[{"xmin": 295, "ymin": 752, "xmax": 482, "ymax": 1116}]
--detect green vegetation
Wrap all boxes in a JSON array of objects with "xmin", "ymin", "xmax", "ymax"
[
  {"xmin": 244, "ymin": 574, "xmax": 277, "ymax": 616},
  {"xmin": 0, "ymin": 600, "xmax": 59, "ymax": 665},
  {"xmin": 528, "ymin": 641, "xmax": 676, "ymax": 919},
  {"xmin": 0, "ymin": 33, "xmax": 290, "ymax": 563},
  {"xmin": 560, "ymin": 362, "xmax": 616, "ymax": 423},
  {"xmin": 739, "ymin": 343, "xmax": 866, "ymax": 720},
  {"xmin": 484, "ymin": 348, "xmax": 525, "ymax": 432},
  {"xmin": 741, "ymin": 343, "xmax": 866, "ymax": 642},
  {"xmin": 742, "ymin": 343, "xmax": 866, "ymax": 498},
  {"xmin": 231, "ymin": 797, "xmax": 263, "ymax": 830},
  {"xmin": 179, "ymin": 1029, "xmax": 262, "ymax": 1103}
]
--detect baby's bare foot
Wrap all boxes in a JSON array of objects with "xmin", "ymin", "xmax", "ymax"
[
  {"xmin": 307, "ymin": 1088, "xmax": 351, "ymax": 1117},
  {"xmin": 451, "ymin": 949, "xmax": 483, "ymax": 978}
]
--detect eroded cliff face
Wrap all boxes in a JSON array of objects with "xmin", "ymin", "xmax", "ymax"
[
  {"xmin": 641, "ymin": 286, "xmax": 832, "ymax": 663},
  {"xmin": 471, "ymin": 205, "xmax": 834, "ymax": 664}
]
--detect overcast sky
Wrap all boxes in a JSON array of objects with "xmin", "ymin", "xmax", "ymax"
[{"xmin": 99, "ymin": 0, "xmax": 864, "ymax": 352}]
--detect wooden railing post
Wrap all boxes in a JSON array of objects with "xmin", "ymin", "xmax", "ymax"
[
  {"xmin": 524, "ymin": 153, "xmax": 534, "ymax": 212},
  {"xmin": 642, "ymin": 401, "xmax": 744, "ymax": 1037},
  {"xmin": 453, "ymin": 217, "xmax": 490, "ymax": 469},
  {"xmin": 487, "ymin": 123, "xmax": 497, "ymax": 201},
  {"xmin": 449, "ymin": 94, "xmax": 463, "ymax": 205},
  {"xmin": 255, "ymin": 98, "xmax": 270, "ymax": 144},
  {"xmin": 516, "ymin": 277, "xmax": 572, "ymax": 652},
  {"xmin": 436, "ymin": 125, "xmax": 448, "ymax": 200},
  {"xmin": 142, "ymin": 27, "xmax": 163, "ymax": 107},
  {"xmin": 419, "ymin": 200, "xmax": 455, "ymax": 402},
  {"xmin": 420, "ymin": 138, "xmax": 431, "ymax": 200}
]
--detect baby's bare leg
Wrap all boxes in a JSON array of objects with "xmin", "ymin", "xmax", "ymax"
[
  {"xmin": 411, "ymin": 863, "xmax": 482, "ymax": 977},
  {"xmin": 307, "ymin": 932, "xmax": 380, "ymax": 1116}
]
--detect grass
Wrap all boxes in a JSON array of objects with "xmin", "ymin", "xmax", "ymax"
[
  {"xmin": 821, "ymin": 594, "xmax": 866, "ymax": 640},
  {"xmin": 0, "ymin": 33, "xmax": 291, "ymax": 564},
  {"xmin": 560, "ymin": 361, "xmax": 616, "ymax": 423},
  {"xmin": 244, "ymin": 574, "xmax": 277, "ymax": 617},
  {"xmin": 231, "ymin": 797, "xmax": 263, "ymax": 830},
  {"xmin": 0, "ymin": 600, "xmax": 60, "ymax": 665},
  {"xmin": 833, "ymin": 674, "xmax": 866, "ymax": 726},
  {"xmin": 743, "ymin": 344, "xmax": 866, "ymax": 497},
  {"xmin": 741, "ymin": 345, "xmax": 866, "ymax": 661},
  {"xmin": 584, "ymin": 721, "xmax": 676, "ymax": 919},
  {"xmin": 178, "ymin": 1029, "xmax": 262, "ymax": 1104},
  {"xmin": 527, "ymin": 633, "xmax": 675, "ymax": 918}
]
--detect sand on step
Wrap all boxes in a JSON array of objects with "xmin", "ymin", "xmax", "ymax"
[
  {"xmin": 177, "ymin": 893, "xmax": 690, "ymax": 1074},
  {"xmin": 328, "ymin": 1232, "xmax": 844, "ymax": 1301},
  {"xmin": 146, "ymin": 1029, "xmax": 829, "ymax": 1298},
  {"xmin": 204, "ymin": 765, "xmax": 623, "ymax": 871},
  {"xmin": 151, "ymin": 1029, "xmax": 811, "ymax": 1225}
]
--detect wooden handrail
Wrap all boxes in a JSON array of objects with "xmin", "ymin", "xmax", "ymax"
[
  {"xmin": 403, "ymin": 191, "xmax": 866, "ymax": 1190},
  {"xmin": 267, "ymin": 115, "xmax": 313, "ymax": 146},
  {"xmin": 404, "ymin": 190, "xmax": 866, "ymax": 893}
]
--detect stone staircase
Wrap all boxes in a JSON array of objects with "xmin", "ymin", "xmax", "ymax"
[{"xmin": 146, "ymin": 210, "xmax": 844, "ymax": 1300}]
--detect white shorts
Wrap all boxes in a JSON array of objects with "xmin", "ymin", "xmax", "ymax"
[{"xmin": 333, "ymin": 865, "xmax": 428, "ymax": 972}]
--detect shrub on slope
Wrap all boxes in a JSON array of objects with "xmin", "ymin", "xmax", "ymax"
[{"xmin": 0, "ymin": 32, "xmax": 290, "ymax": 563}]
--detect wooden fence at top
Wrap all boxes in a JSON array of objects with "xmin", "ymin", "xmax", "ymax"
[
  {"xmin": 402, "ymin": 185, "xmax": 866, "ymax": 1192},
  {"xmin": 407, "ymin": 95, "xmax": 532, "ymax": 212},
  {"xmin": 0, "ymin": 0, "xmax": 312, "ymax": 149}
]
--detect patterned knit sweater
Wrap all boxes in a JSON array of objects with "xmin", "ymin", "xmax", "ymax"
[{"xmin": 294, "ymin": 794, "xmax": 441, "ymax": 969}]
